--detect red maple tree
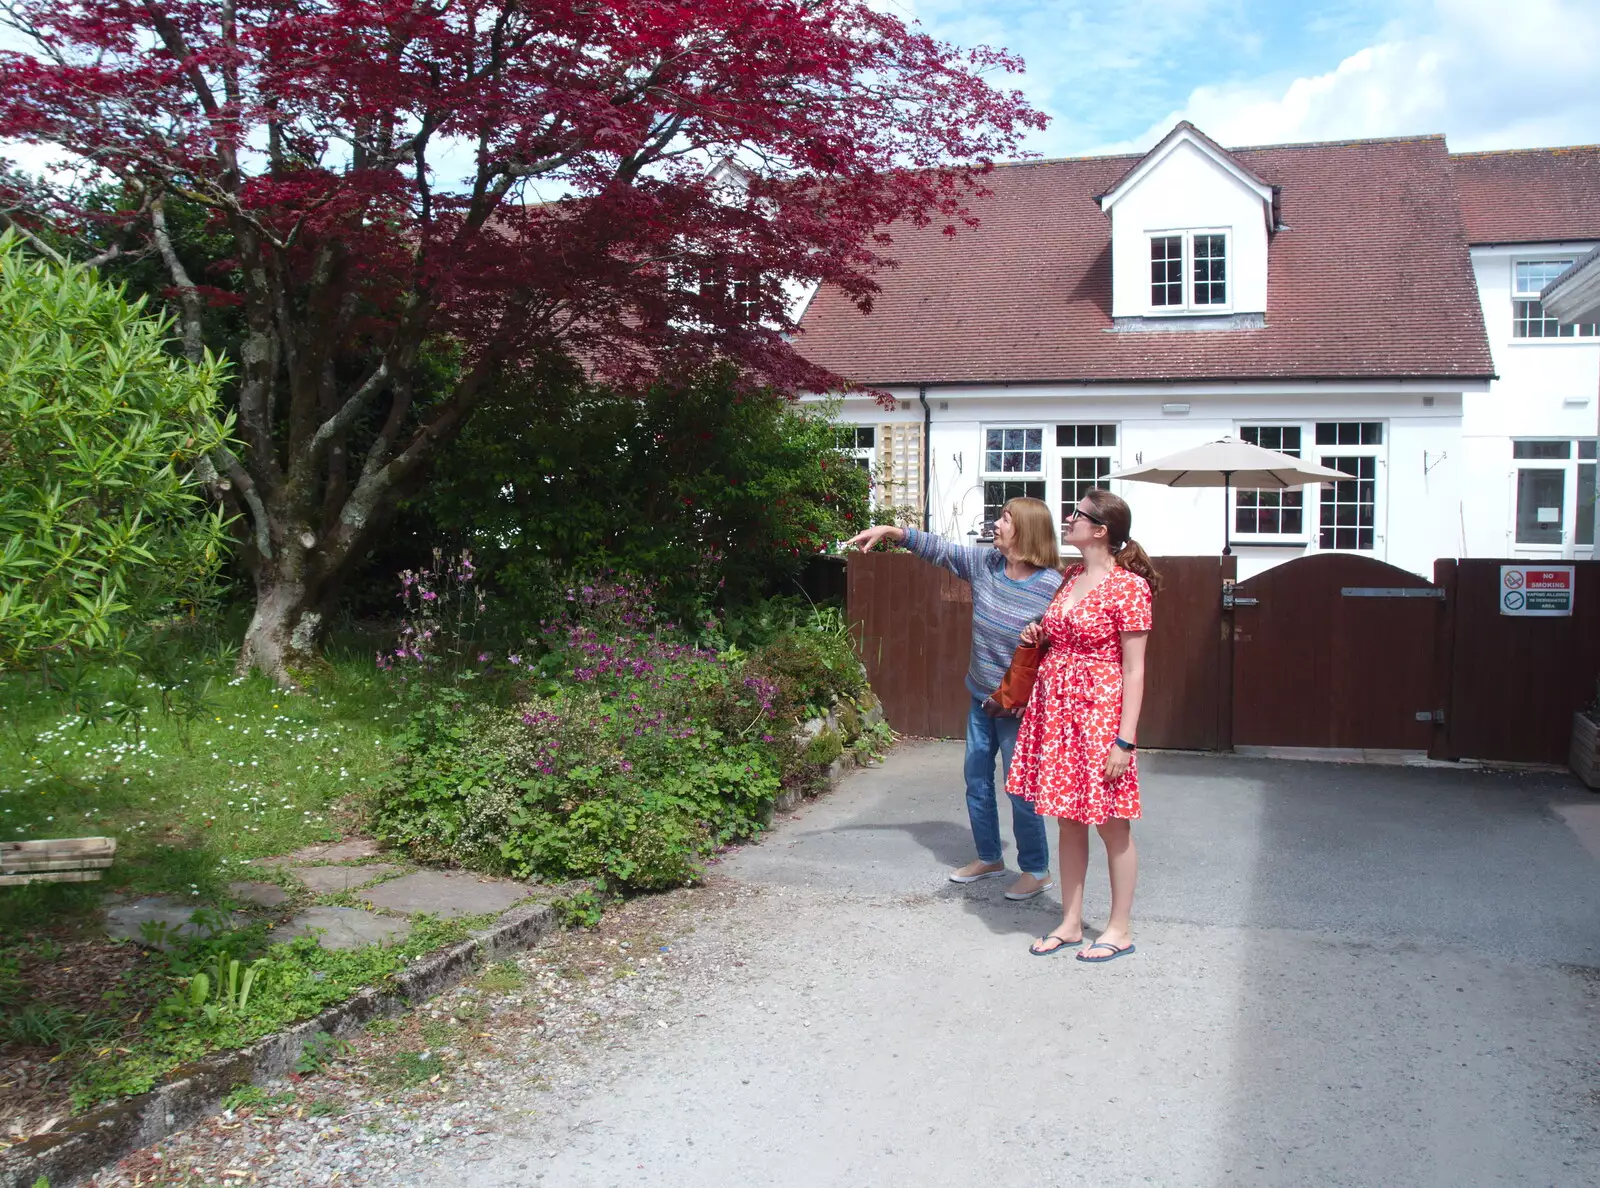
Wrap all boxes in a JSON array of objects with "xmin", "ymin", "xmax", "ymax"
[{"xmin": 0, "ymin": 0, "xmax": 1042, "ymax": 681}]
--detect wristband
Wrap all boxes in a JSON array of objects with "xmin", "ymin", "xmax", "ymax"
[{"xmin": 1113, "ymin": 737, "xmax": 1136, "ymax": 752}]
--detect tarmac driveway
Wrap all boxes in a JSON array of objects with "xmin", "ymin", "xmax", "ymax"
[{"xmin": 437, "ymin": 744, "xmax": 1600, "ymax": 1188}]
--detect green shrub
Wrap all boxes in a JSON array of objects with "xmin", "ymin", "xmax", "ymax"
[
  {"xmin": 0, "ymin": 231, "xmax": 233, "ymax": 672},
  {"xmin": 401, "ymin": 362, "xmax": 870, "ymax": 627},
  {"xmin": 374, "ymin": 578, "xmax": 876, "ymax": 892},
  {"xmin": 803, "ymin": 728, "xmax": 844, "ymax": 767},
  {"xmin": 750, "ymin": 613, "xmax": 867, "ymax": 714}
]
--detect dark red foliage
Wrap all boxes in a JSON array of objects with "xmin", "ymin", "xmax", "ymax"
[{"xmin": 0, "ymin": 0, "xmax": 1043, "ymax": 673}]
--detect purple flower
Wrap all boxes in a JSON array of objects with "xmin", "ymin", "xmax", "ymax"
[{"xmin": 508, "ymin": 654, "xmax": 522, "ymax": 665}]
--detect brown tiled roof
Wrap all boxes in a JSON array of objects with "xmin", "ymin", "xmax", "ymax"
[
  {"xmin": 795, "ymin": 134, "xmax": 1494, "ymax": 386},
  {"xmin": 1451, "ymin": 145, "xmax": 1600, "ymax": 244}
]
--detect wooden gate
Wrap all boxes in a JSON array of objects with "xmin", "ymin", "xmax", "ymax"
[{"xmin": 1230, "ymin": 554, "xmax": 1443, "ymax": 750}]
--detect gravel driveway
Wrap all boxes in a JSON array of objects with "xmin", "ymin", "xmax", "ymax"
[{"xmin": 95, "ymin": 743, "xmax": 1600, "ymax": 1187}]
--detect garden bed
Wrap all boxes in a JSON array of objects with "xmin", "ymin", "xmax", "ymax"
[{"xmin": 2, "ymin": 577, "xmax": 888, "ymax": 1156}]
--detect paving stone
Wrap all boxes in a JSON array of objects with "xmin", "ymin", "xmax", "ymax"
[
  {"xmin": 252, "ymin": 837, "xmax": 384, "ymax": 866},
  {"xmin": 267, "ymin": 906, "xmax": 412, "ymax": 950},
  {"xmin": 229, "ymin": 880, "xmax": 291, "ymax": 908},
  {"xmin": 290, "ymin": 863, "xmax": 402, "ymax": 894},
  {"xmin": 104, "ymin": 897, "xmax": 249, "ymax": 949},
  {"xmin": 356, "ymin": 870, "xmax": 529, "ymax": 918}
]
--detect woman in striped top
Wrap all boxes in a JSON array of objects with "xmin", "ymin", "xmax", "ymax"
[{"xmin": 845, "ymin": 498, "xmax": 1064, "ymax": 900}]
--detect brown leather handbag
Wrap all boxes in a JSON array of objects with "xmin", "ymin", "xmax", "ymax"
[{"xmin": 983, "ymin": 635, "xmax": 1047, "ymax": 717}]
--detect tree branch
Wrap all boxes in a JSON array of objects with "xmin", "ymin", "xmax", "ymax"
[
  {"xmin": 150, "ymin": 193, "xmax": 205, "ymax": 364},
  {"xmin": 305, "ymin": 359, "xmax": 391, "ymax": 467},
  {"xmin": 0, "ymin": 211, "xmax": 67, "ymax": 266}
]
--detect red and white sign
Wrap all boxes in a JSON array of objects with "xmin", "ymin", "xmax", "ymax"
[{"xmin": 1500, "ymin": 565, "xmax": 1574, "ymax": 617}]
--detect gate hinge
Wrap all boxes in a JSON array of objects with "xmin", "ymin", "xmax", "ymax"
[{"xmin": 1414, "ymin": 709, "xmax": 1446, "ymax": 723}]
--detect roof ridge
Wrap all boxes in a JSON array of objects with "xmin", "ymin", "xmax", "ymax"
[
  {"xmin": 991, "ymin": 151, "xmax": 1141, "ymax": 169},
  {"xmin": 1229, "ymin": 132, "xmax": 1446, "ymax": 153},
  {"xmin": 1451, "ymin": 144, "xmax": 1600, "ymax": 160},
  {"xmin": 988, "ymin": 131, "xmax": 1449, "ymax": 172}
]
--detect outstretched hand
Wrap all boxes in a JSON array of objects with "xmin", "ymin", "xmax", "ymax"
[{"xmin": 844, "ymin": 524, "xmax": 902, "ymax": 551}]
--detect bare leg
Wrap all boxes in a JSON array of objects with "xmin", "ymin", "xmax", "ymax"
[
  {"xmin": 1029, "ymin": 820, "xmax": 1088, "ymax": 954},
  {"xmin": 1053, "ymin": 819, "xmax": 1090, "ymax": 939},
  {"xmin": 1094, "ymin": 818, "xmax": 1137, "ymax": 949}
]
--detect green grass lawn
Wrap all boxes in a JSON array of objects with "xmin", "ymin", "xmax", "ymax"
[{"xmin": 0, "ymin": 649, "xmax": 398, "ymax": 935}]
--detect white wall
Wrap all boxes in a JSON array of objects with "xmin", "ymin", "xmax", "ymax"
[
  {"xmin": 1107, "ymin": 138, "xmax": 1271, "ymax": 318},
  {"xmin": 818, "ymin": 383, "xmax": 1466, "ymax": 580},
  {"xmin": 1462, "ymin": 244, "xmax": 1600, "ymax": 559}
]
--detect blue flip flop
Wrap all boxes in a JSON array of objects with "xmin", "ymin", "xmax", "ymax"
[
  {"xmin": 1076, "ymin": 940, "xmax": 1135, "ymax": 963},
  {"xmin": 1028, "ymin": 933, "xmax": 1083, "ymax": 957}
]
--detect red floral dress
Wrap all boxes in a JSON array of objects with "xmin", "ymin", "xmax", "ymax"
[{"xmin": 1007, "ymin": 564, "xmax": 1153, "ymax": 823}]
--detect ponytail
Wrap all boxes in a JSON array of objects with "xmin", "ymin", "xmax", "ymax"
[
  {"xmin": 1113, "ymin": 538, "xmax": 1163, "ymax": 595},
  {"xmin": 1081, "ymin": 489, "xmax": 1161, "ymax": 594}
]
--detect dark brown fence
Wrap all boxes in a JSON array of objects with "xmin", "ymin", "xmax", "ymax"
[
  {"xmin": 849, "ymin": 550, "xmax": 1600, "ymax": 767},
  {"xmin": 1434, "ymin": 559, "xmax": 1600, "ymax": 764},
  {"xmin": 846, "ymin": 552, "xmax": 1231, "ymax": 745},
  {"xmin": 847, "ymin": 552, "xmax": 974, "ymax": 738}
]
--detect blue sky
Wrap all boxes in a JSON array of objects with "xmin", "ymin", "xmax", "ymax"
[{"xmin": 888, "ymin": 0, "xmax": 1599, "ymax": 158}]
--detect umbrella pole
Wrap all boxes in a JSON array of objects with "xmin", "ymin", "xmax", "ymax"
[{"xmin": 1222, "ymin": 471, "xmax": 1233, "ymax": 556}]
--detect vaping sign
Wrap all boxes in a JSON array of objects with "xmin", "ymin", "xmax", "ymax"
[{"xmin": 1499, "ymin": 565, "xmax": 1574, "ymax": 617}]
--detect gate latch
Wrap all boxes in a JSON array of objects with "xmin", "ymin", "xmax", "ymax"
[{"xmin": 1414, "ymin": 709, "xmax": 1446, "ymax": 723}]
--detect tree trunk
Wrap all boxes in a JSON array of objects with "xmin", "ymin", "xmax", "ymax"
[{"xmin": 238, "ymin": 557, "xmax": 326, "ymax": 687}]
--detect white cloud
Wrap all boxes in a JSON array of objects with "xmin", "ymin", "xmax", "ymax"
[{"xmin": 1110, "ymin": 0, "xmax": 1600, "ymax": 153}]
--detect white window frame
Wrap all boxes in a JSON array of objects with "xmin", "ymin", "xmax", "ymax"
[
  {"xmin": 1229, "ymin": 421, "xmax": 1387, "ymax": 553},
  {"xmin": 1511, "ymin": 438, "xmax": 1598, "ymax": 552},
  {"xmin": 831, "ymin": 424, "xmax": 878, "ymax": 505},
  {"xmin": 980, "ymin": 424, "xmax": 1046, "ymax": 531},
  {"xmin": 1313, "ymin": 422, "xmax": 1387, "ymax": 554},
  {"xmin": 1056, "ymin": 423, "xmax": 1120, "ymax": 530},
  {"xmin": 1511, "ymin": 258, "xmax": 1599, "ymax": 339},
  {"xmin": 1147, "ymin": 228, "xmax": 1231, "ymax": 314},
  {"xmin": 1232, "ymin": 424, "xmax": 1310, "ymax": 544}
]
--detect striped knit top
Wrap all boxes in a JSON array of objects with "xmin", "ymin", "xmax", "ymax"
[{"xmin": 903, "ymin": 529, "xmax": 1064, "ymax": 700}]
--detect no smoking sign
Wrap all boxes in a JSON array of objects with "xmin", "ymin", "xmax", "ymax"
[{"xmin": 1499, "ymin": 565, "xmax": 1573, "ymax": 617}]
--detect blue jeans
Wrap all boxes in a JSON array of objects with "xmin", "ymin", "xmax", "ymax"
[{"xmin": 963, "ymin": 695, "xmax": 1050, "ymax": 876}]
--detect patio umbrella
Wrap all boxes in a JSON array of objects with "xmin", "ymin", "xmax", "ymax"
[{"xmin": 1107, "ymin": 436, "xmax": 1350, "ymax": 555}]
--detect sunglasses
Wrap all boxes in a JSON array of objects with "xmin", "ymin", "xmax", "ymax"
[{"xmin": 1066, "ymin": 507, "xmax": 1106, "ymax": 527}]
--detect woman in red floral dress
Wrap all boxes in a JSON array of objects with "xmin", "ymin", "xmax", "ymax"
[{"xmin": 1007, "ymin": 489, "xmax": 1159, "ymax": 962}]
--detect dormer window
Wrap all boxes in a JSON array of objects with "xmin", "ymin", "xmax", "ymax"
[
  {"xmin": 1101, "ymin": 123, "xmax": 1269, "ymax": 321},
  {"xmin": 1149, "ymin": 231, "xmax": 1228, "ymax": 312}
]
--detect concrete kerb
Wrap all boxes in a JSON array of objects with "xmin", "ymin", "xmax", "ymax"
[{"xmin": 0, "ymin": 900, "xmax": 557, "ymax": 1188}]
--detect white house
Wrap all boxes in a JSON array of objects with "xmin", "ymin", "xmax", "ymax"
[{"xmin": 794, "ymin": 123, "xmax": 1600, "ymax": 578}]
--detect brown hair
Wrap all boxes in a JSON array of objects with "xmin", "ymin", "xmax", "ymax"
[
  {"xmin": 1002, "ymin": 496, "xmax": 1061, "ymax": 571},
  {"xmin": 1082, "ymin": 489, "xmax": 1163, "ymax": 594}
]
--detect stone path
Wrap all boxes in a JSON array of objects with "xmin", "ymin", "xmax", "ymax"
[{"xmin": 106, "ymin": 839, "xmax": 533, "ymax": 952}]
